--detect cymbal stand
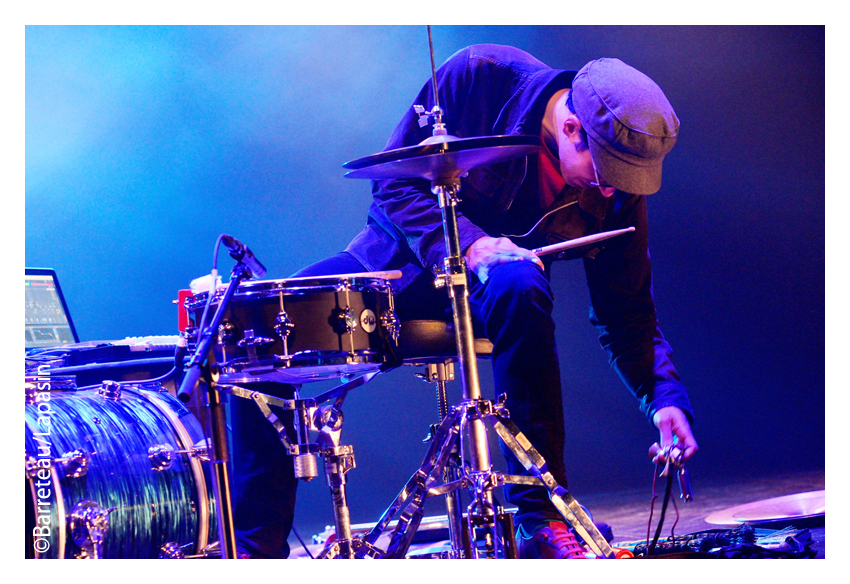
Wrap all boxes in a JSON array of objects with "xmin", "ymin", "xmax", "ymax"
[
  {"xmin": 342, "ymin": 25, "xmax": 616, "ymax": 559},
  {"xmin": 353, "ymin": 175, "xmax": 617, "ymax": 559}
]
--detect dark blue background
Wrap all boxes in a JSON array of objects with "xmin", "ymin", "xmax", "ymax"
[{"xmin": 26, "ymin": 26, "xmax": 825, "ymax": 543}]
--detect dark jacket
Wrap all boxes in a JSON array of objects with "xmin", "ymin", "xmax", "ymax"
[{"xmin": 345, "ymin": 44, "xmax": 693, "ymax": 423}]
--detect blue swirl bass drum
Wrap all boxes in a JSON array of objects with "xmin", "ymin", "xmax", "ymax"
[{"xmin": 25, "ymin": 378, "xmax": 217, "ymax": 559}]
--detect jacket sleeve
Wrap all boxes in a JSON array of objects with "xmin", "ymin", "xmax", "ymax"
[
  {"xmin": 583, "ymin": 195, "xmax": 694, "ymax": 424},
  {"xmin": 369, "ymin": 47, "xmax": 489, "ymax": 274}
]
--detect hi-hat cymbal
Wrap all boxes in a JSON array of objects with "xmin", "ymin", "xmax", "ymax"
[{"xmin": 343, "ymin": 135, "xmax": 540, "ymax": 181}]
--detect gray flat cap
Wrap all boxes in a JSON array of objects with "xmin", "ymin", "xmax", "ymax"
[{"xmin": 571, "ymin": 58, "xmax": 679, "ymax": 195}]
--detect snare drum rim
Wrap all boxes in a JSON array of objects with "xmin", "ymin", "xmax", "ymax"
[{"xmin": 185, "ymin": 276, "xmax": 392, "ymax": 311}]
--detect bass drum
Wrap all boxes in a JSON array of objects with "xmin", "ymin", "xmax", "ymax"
[{"xmin": 24, "ymin": 378, "xmax": 216, "ymax": 559}]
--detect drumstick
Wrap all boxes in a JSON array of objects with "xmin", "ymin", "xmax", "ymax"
[
  {"xmin": 282, "ymin": 270, "xmax": 404, "ymax": 282},
  {"xmin": 531, "ymin": 227, "xmax": 635, "ymax": 257}
]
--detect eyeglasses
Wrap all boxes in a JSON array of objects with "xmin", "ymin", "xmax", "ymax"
[{"xmin": 590, "ymin": 157, "xmax": 614, "ymax": 190}]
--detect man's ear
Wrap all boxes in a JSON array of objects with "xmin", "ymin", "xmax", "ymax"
[{"xmin": 562, "ymin": 114, "xmax": 583, "ymax": 141}]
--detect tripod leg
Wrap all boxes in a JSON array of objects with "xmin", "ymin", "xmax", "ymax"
[
  {"xmin": 360, "ymin": 407, "xmax": 463, "ymax": 557},
  {"xmin": 488, "ymin": 412, "xmax": 616, "ymax": 559},
  {"xmin": 443, "ymin": 456, "xmax": 465, "ymax": 556},
  {"xmin": 424, "ymin": 362, "xmax": 465, "ymax": 556}
]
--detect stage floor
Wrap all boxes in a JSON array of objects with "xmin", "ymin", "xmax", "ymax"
[{"xmin": 288, "ymin": 469, "xmax": 825, "ymax": 559}]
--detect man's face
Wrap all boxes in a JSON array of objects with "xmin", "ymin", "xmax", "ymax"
[{"xmin": 557, "ymin": 111, "xmax": 616, "ymax": 198}]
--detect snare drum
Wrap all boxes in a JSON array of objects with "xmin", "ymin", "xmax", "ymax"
[
  {"xmin": 185, "ymin": 276, "xmax": 400, "ymax": 384},
  {"xmin": 24, "ymin": 378, "xmax": 216, "ymax": 559}
]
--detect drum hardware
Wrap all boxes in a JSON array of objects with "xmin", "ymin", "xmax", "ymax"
[
  {"xmin": 159, "ymin": 540, "xmax": 222, "ymax": 559},
  {"xmin": 68, "ymin": 500, "xmax": 116, "ymax": 559},
  {"xmin": 236, "ymin": 329, "xmax": 276, "ymax": 364},
  {"xmin": 59, "ymin": 450, "xmax": 91, "ymax": 479},
  {"xmin": 274, "ymin": 308, "xmax": 295, "ymax": 349},
  {"xmin": 159, "ymin": 541, "xmax": 187, "ymax": 559},
  {"xmin": 381, "ymin": 312, "xmax": 400, "ymax": 344},
  {"xmin": 98, "ymin": 379, "xmax": 122, "ymax": 399},
  {"xmin": 334, "ymin": 285, "xmax": 358, "ymax": 354},
  {"xmin": 333, "ymin": 306, "xmax": 358, "ymax": 335},
  {"xmin": 148, "ymin": 442, "xmax": 210, "ymax": 472},
  {"xmin": 415, "ymin": 360, "xmax": 464, "ymax": 557},
  {"xmin": 25, "ymin": 449, "xmax": 91, "ymax": 480},
  {"xmin": 339, "ymin": 26, "xmax": 616, "ymax": 559},
  {"xmin": 220, "ymin": 370, "xmax": 380, "ymax": 559},
  {"xmin": 217, "ymin": 321, "xmax": 236, "ymax": 345},
  {"xmin": 415, "ymin": 361, "xmax": 455, "ymax": 432}
]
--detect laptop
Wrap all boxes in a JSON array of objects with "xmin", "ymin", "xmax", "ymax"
[{"xmin": 25, "ymin": 267, "xmax": 80, "ymax": 351}]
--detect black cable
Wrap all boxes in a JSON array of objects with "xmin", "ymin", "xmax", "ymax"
[
  {"xmin": 196, "ymin": 234, "xmax": 226, "ymax": 335},
  {"xmin": 647, "ymin": 473, "xmax": 674, "ymax": 556},
  {"xmin": 290, "ymin": 526, "xmax": 315, "ymax": 559}
]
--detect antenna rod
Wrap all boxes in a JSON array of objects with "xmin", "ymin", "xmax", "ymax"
[{"xmin": 427, "ymin": 25, "xmax": 440, "ymax": 111}]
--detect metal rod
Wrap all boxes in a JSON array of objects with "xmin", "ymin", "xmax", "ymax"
[{"xmin": 427, "ymin": 25, "xmax": 439, "ymax": 111}]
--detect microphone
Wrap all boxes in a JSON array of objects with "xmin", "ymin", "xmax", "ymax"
[{"xmin": 221, "ymin": 235, "xmax": 267, "ymax": 279}]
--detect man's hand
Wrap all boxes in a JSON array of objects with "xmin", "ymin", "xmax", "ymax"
[
  {"xmin": 464, "ymin": 236, "xmax": 544, "ymax": 284},
  {"xmin": 650, "ymin": 406, "xmax": 698, "ymax": 467}
]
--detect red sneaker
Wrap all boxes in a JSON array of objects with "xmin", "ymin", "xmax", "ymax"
[{"xmin": 516, "ymin": 521, "xmax": 587, "ymax": 559}]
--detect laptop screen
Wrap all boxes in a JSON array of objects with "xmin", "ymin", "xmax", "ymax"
[{"xmin": 25, "ymin": 268, "xmax": 79, "ymax": 350}]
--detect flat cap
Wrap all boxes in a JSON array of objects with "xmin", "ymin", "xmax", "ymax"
[{"xmin": 571, "ymin": 58, "xmax": 679, "ymax": 195}]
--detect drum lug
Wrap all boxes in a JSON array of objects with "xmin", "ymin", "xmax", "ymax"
[
  {"xmin": 274, "ymin": 311, "xmax": 295, "ymax": 339},
  {"xmin": 148, "ymin": 443, "xmax": 210, "ymax": 470},
  {"xmin": 159, "ymin": 541, "xmax": 189, "ymax": 559},
  {"xmin": 60, "ymin": 449, "xmax": 91, "ymax": 478},
  {"xmin": 380, "ymin": 309, "xmax": 401, "ymax": 343},
  {"xmin": 217, "ymin": 321, "xmax": 237, "ymax": 345},
  {"xmin": 26, "ymin": 449, "xmax": 91, "ymax": 479},
  {"xmin": 69, "ymin": 500, "xmax": 116, "ymax": 559},
  {"xmin": 334, "ymin": 307, "xmax": 358, "ymax": 335},
  {"xmin": 148, "ymin": 444, "xmax": 176, "ymax": 471},
  {"xmin": 98, "ymin": 380, "xmax": 122, "ymax": 400}
]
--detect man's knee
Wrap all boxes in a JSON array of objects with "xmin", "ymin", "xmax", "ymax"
[{"xmin": 484, "ymin": 261, "xmax": 553, "ymax": 309}]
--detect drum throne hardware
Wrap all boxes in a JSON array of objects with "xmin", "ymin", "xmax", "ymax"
[{"xmin": 339, "ymin": 26, "xmax": 616, "ymax": 559}]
